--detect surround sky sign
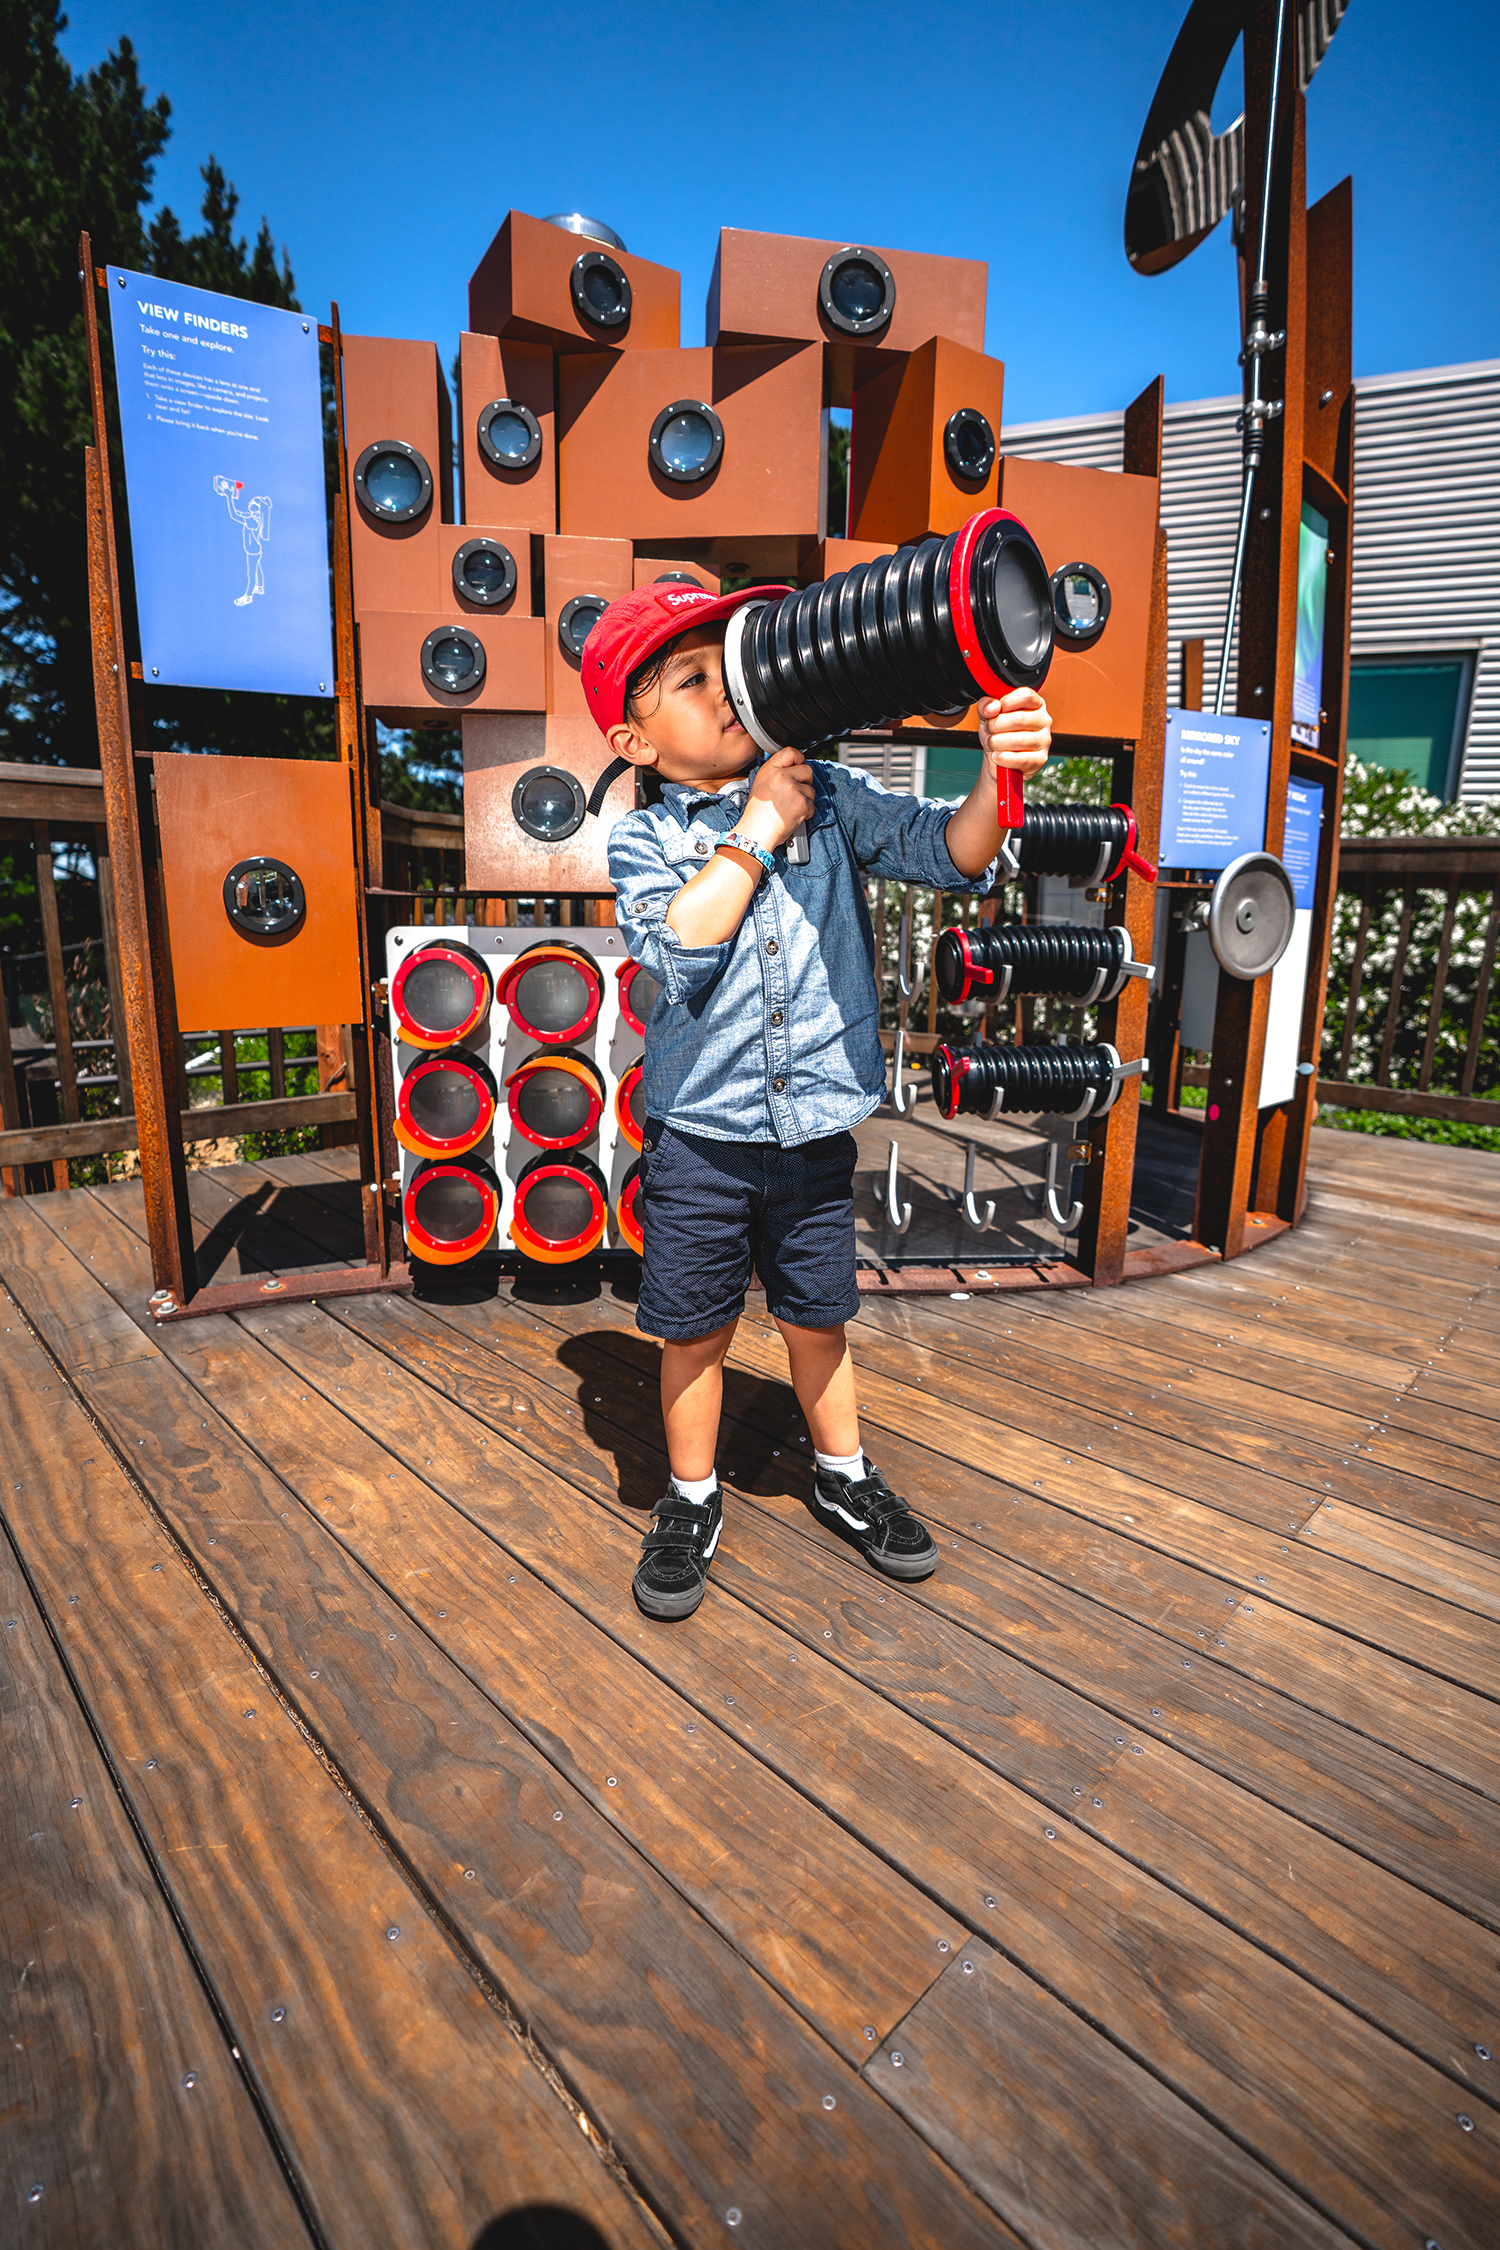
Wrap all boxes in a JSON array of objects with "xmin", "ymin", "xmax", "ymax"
[
  {"xmin": 107, "ymin": 269, "xmax": 335, "ymax": 699},
  {"xmin": 1159, "ymin": 709, "xmax": 1272, "ymax": 874}
]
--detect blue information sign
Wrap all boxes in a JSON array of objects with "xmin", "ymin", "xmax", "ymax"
[
  {"xmin": 107, "ymin": 268, "xmax": 334, "ymax": 699},
  {"xmin": 1281, "ymin": 778, "xmax": 1324, "ymax": 909},
  {"xmin": 1159, "ymin": 710, "xmax": 1273, "ymax": 873}
]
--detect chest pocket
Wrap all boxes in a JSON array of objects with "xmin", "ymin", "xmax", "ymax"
[{"xmin": 661, "ymin": 821, "xmax": 722, "ymax": 878}]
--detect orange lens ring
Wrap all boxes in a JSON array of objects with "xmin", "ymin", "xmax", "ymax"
[
  {"xmin": 498, "ymin": 944, "xmax": 604, "ymax": 1044},
  {"xmin": 391, "ymin": 944, "xmax": 491, "ymax": 1050},
  {"xmin": 615, "ymin": 1175, "xmax": 644, "ymax": 1253},
  {"xmin": 508, "ymin": 1216, "xmax": 607, "ymax": 1264},
  {"xmin": 402, "ymin": 1164, "xmax": 500, "ymax": 1260},
  {"xmin": 614, "ymin": 1062, "xmax": 645, "ymax": 1148},
  {"xmin": 509, "ymin": 1164, "xmax": 607, "ymax": 1258},
  {"xmin": 395, "ymin": 1054, "xmax": 497, "ymax": 1157},
  {"xmin": 505, "ymin": 1054, "xmax": 605, "ymax": 1150},
  {"xmin": 616, "ymin": 957, "xmax": 648, "ymax": 1036}
]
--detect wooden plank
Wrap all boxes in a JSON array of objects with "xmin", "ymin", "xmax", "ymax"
[
  {"xmin": 0, "ymin": 1090, "xmax": 356, "ymax": 1169},
  {"xmin": 4, "ymin": 1210, "xmax": 1012, "ymax": 2250},
  {"xmin": 1296, "ymin": 1498, "xmax": 1500, "ymax": 1619},
  {"xmin": 0, "ymin": 1287, "xmax": 665, "ymax": 2250},
  {"xmin": 0, "ymin": 1505, "xmax": 307, "ymax": 2248},
  {"xmin": 0, "ymin": 764, "xmax": 108, "ymax": 824},
  {"xmin": 868, "ymin": 1940, "xmax": 1349, "ymax": 2250}
]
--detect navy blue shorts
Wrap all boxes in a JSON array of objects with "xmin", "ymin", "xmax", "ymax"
[{"xmin": 636, "ymin": 1122, "xmax": 860, "ymax": 1341}]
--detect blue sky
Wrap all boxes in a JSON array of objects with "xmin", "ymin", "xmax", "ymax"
[{"xmin": 62, "ymin": 0, "xmax": 1499, "ymax": 425}]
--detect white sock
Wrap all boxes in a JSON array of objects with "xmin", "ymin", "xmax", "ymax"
[
  {"xmin": 670, "ymin": 1472, "xmax": 718, "ymax": 1505},
  {"xmin": 815, "ymin": 1448, "xmax": 867, "ymax": 1480}
]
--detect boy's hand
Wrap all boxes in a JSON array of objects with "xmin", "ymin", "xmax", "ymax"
[
  {"xmin": 743, "ymin": 746, "xmax": 815, "ymax": 850},
  {"xmin": 978, "ymin": 688, "xmax": 1052, "ymax": 779}
]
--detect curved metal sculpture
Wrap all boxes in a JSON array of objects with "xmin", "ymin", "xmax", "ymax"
[{"xmin": 1125, "ymin": 0, "xmax": 1349, "ymax": 274}]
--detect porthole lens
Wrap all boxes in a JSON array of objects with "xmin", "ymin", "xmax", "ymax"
[
  {"xmin": 353, "ymin": 440, "xmax": 433, "ymax": 523},
  {"xmin": 558, "ymin": 594, "xmax": 608, "ymax": 660},
  {"xmin": 452, "ymin": 538, "xmax": 516, "ymax": 608},
  {"xmin": 477, "ymin": 399, "xmax": 543, "ymax": 471},
  {"xmin": 420, "ymin": 627, "xmax": 485, "ymax": 693},
  {"xmin": 649, "ymin": 400, "xmax": 725, "ymax": 485},
  {"xmin": 512, "ymin": 765, "xmax": 586, "ymax": 843},
  {"xmin": 1050, "ymin": 561, "xmax": 1111, "ymax": 649},
  {"xmin": 819, "ymin": 247, "xmax": 896, "ymax": 337},
  {"xmin": 944, "ymin": 408, "xmax": 996, "ymax": 483},
  {"xmin": 570, "ymin": 250, "xmax": 633, "ymax": 331}
]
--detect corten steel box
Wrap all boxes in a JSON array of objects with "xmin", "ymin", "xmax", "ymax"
[
  {"xmin": 632, "ymin": 556, "xmax": 720, "ymax": 592},
  {"xmin": 155, "ymin": 755, "xmax": 364, "ymax": 1035},
  {"xmin": 557, "ymin": 345, "xmax": 823, "ymax": 546},
  {"xmin": 849, "ymin": 338, "xmax": 1006, "ymax": 544},
  {"xmin": 437, "ymin": 523, "xmax": 534, "ymax": 617},
  {"xmin": 707, "ymin": 228, "xmax": 986, "ymax": 404},
  {"xmin": 458, "ymin": 331, "xmax": 556, "ymax": 536},
  {"xmin": 469, "ymin": 211, "xmax": 679, "ymax": 355},
  {"xmin": 542, "ymin": 534, "xmax": 633, "ymax": 718},
  {"xmin": 463, "ymin": 714, "xmax": 636, "ymax": 892},
  {"xmin": 343, "ymin": 335, "xmax": 453, "ymax": 616},
  {"xmin": 996, "ymin": 456, "xmax": 1160, "ymax": 743},
  {"xmin": 359, "ymin": 611, "xmax": 546, "ymax": 725},
  {"xmin": 798, "ymin": 540, "xmax": 978, "ymax": 739}
]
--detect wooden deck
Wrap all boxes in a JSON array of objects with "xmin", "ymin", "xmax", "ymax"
[{"xmin": 3, "ymin": 1128, "xmax": 1499, "ymax": 2249}]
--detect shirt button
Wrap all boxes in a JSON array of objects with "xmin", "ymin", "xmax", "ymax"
[
  {"xmin": 694, "ymin": 841, "xmax": 708, "ymax": 855},
  {"xmin": 770, "ymin": 1010, "xmax": 783, "ymax": 1026},
  {"xmin": 765, "ymin": 939, "xmax": 778, "ymax": 955},
  {"xmin": 773, "ymin": 1078, "xmax": 786, "ymax": 1093}
]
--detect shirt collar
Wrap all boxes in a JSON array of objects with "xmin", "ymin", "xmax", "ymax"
[{"xmin": 661, "ymin": 759, "xmax": 760, "ymax": 820}]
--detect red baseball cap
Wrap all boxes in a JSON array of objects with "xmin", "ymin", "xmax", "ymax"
[{"xmin": 580, "ymin": 579, "xmax": 789, "ymax": 738}]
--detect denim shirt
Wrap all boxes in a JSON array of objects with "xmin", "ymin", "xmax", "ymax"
[{"xmin": 608, "ymin": 758, "xmax": 997, "ymax": 1147}]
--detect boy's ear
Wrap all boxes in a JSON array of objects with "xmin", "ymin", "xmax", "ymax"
[{"xmin": 607, "ymin": 721, "xmax": 659, "ymax": 769}]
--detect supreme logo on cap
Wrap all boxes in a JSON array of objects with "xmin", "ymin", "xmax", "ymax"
[{"xmin": 660, "ymin": 588, "xmax": 713, "ymax": 608}]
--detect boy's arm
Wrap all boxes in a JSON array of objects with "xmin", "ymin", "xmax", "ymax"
[
  {"xmin": 831, "ymin": 688, "xmax": 1052, "ymax": 889},
  {"xmin": 661, "ymin": 748, "xmax": 814, "ymax": 947}
]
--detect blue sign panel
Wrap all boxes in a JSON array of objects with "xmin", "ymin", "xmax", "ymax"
[
  {"xmin": 107, "ymin": 269, "xmax": 333, "ymax": 699},
  {"xmin": 1281, "ymin": 778, "xmax": 1324, "ymax": 909},
  {"xmin": 1160, "ymin": 710, "xmax": 1273, "ymax": 873}
]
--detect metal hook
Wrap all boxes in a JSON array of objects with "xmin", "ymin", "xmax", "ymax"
[
  {"xmin": 897, "ymin": 894, "xmax": 918, "ymax": 1000},
  {"xmin": 1043, "ymin": 1139, "xmax": 1086, "ymax": 1234},
  {"xmin": 871, "ymin": 1137, "xmax": 912, "ymax": 1234},
  {"xmin": 956, "ymin": 1140, "xmax": 996, "ymax": 1233},
  {"xmin": 890, "ymin": 1024, "xmax": 918, "ymax": 1116}
]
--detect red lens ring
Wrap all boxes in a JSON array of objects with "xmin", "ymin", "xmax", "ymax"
[
  {"xmin": 615, "ymin": 1061, "xmax": 645, "ymax": 1148},
  {"xmin": 509, "ymin": 1162, "xmax": 607, "ymax": 1258},
  {"xmin": 403, "ymin": 1160, "xmax": 499, "ymax": 1261},
  {"xmin": 935, "ymin": 1043, "xmax": 966, "ymax": 1122},
  {"xmin": 395, "ymin": 1052, "xmax": 497, "ymax": 1158},
  {"xmin": 391, "ymin": 943, "xmax": 490, "ymax": 1050},
  {"xmin": 498, "ymin": 944, "xmax": 604, "ymax": 1045},
  {"xmin": 617, "ymin": 958, "xmax": 651, "ymax": 1037},
  {"xmin": 946, "ymin": 509, "xmax": 1031, "ymax": 705},
  {"xmin": 616, "ymin": 1166, "xmax": 644, "ymax": 1253},
  {"xmin": 1107, "ymin": 802, "xmax": 1158, "ymax": 884},
  {"xmin": 505, "ymin": 1051, "xmax": 606, "ymax": 1150}
]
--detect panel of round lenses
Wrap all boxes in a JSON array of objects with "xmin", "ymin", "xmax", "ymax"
[
  {"xmin": 514, "ymin": 957, "xmax": 594, "ymax": 1035},
  {"xmin": 412, "ymin": 1172, "xmax": 487, "ymax": 1244},
  {"xmin": 408, "ymin": 1064, "xmax": 484, "ymax": 1142},
  {"xmin": 516, "ymin": 1068, "xmax": 594, "ymax": 1144},
  {"xmin": 402, "ymin": 955, "xmax": 481, "ymax": 1037},
  {"xmin": 521, "ymin": 1173, "xmax": 597, "ymax": 1245}
]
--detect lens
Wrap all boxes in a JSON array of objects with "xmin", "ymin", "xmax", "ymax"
[
  {"xmin": 944, "ymin": 410, "xmax": 995, "ymax": 482},
  {"xmin": 402, "ymin": 958, "xmax": 476, "ymax": 1035},
  {"xmin": 429, "ymin": 634, "xmax": 476, "ymax": 687},
  {"xmin": 515, "ymin": 768, "xmax": 583, "ymax": 841},
  {"xmin": 819, "ymin": 247, "xmax": 896, "ymax": 335},
  {"xmin": 989, "ymin": 542, "xmax": 1053, "ymax": 669},
  {"xmin": 522, "ymin": 1174, "xmax": 595, "ymax": 1244},
  {"xmin": 412, "ymin": 1173, "xmax": 485, "ymax": 1244},
  {"xmin": 582, "ymin": 263, "xmax": 623, "ymax": 318},
  {"xmin": 1050, "ymin": 561, "xmax": 1110, "ymax": 648},
  {"xmin": 661, "ymin": 411, "xmax": 714, "ymax": 474},
  {"xmin": 1062, "ymin": 573, "xmax": 1099, "ymax": 628},
  {"xmin": 558, "ymin": 596, "xmax": 607, "ymax": 657},
  {"xmin": 407, "ymin": 1067, "xmax": 482, "ymax": 1143},
  {"xmin": 517, "ymin": 1069, "xmax": 593, "ymax": 1143},
  {"xmin": 514, "ymin": 959, "xmax": 592, "ymax": 1035},
  {"xmin": 488, "ymin": 410, "xmax": 531, "ymax": 460},
  {"xmin": 364, "ymin": 451, "xmax": 423, "ymax": 514},
  {"xmin": 649, "ymin": 400, "xmax": 724, "ymax": 484},
  {"xmin": 460, "ymin": 547, "xmax": 511, "ymax": 600},
  {"xmin": 831, "ymin": 260, "xmax": 883, "ymax": 323},
  {"xmin": 570, "ymin": 251, "xmax": 632, "ymax": 330},
  {"xmin": 628, "ymin": 1076, "xmax": 646, "ymax": 1133}
]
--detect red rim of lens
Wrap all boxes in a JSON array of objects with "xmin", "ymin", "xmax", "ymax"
[
  {"xmin": 395, "ymin": 1048, "xmax": 498, "ymax": 1157},
  {"xmin": 497, "ymin": 942, "xmax": 604, "ymax": 1045},
  {"xmin": 614, "ymin": 1060, "xmax": 645, "ymax": 1149},
  {"xmin": 509, "ymin": 1151, "xmax": 608, "ymax": 1262},
  {"xmin": 947, "ymin": 509, "xmax": 1034, "ymax": 705},
  {"xmin": 933, "ymin": 1043, "xmax": 968, "ymax": 1121},
  {"xmin": 616, "ymin": 1160, "xmax": 643, "ymax": 1253},
  {"xmin": 616, "ymin": 957, "xmax": 656, "ymax": 1036},
  {"xmin": 403, "ymin": 1156, "xmax": 501, "ymax": 1264},
  {"xmin": 391, "ymin": 939, "xmax": 492, "ymax": 1051},
  {"xmin": 942, "ymin": 925, "xmax": 989, "ymax": 1005},
  {"xmin": 1107, "ymin": 802, "xmax": 1158, "ymax": 884},
  {"xmin": 505, "ymin": 1048, "xmax": 607, "ymax": 1149}
]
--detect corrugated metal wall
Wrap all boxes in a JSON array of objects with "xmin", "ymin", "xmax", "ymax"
[{"xmin": 1003, "ymin": 358, "xmax": 1500, "ymax": 802}]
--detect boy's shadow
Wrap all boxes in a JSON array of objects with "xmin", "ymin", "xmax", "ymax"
[
  {"xmin": 471, "ymin": 2211, "xmax": 611, "ymax": 2250},
  {"xmin": 554, "ymin": 1328, "xmax": 810, "ymax": 1513}
]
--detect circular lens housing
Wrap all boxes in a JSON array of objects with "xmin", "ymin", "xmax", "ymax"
[
  {"xmin": 558, "ymin": 594, "xmax": 608, "ymax": 661},
  {"xmin": 1050, "ymin": 561, "xmax": 1111, "ymax": 651},
  {"xmin": 420, "ymin": 625, "xmax": 486, "ymax": 695},
  {"xmin": 654, "ymin": 570, "xmax": 704, "ymax": 586},
  {"xmin": 222, "ymin": 856, "xmax": 304, "ymax": 939},
  {"xmin": 944, "ymin": 409, "xmax": 996, "ymax": 485},
  {"xmin": 819, "ymin": 247, "xmax": 896, "ymax": 337},
  {"xmin": 543, "ymin": 212, "xmax": 627, "ymax": 251},
  {"xmin": 570, "ymin": 250, "xmax": 632, "ymax": 331},
  {"xmin": 615, "ymin": 1060, "xmax": 646, "ymax": 1149},
  {"xmin": 615, "ymin": 1160, "xmax": 644, "ymax": 1254},
  {"xmin": 512, "ymin": 764, "xmax": 586, "ymax": 843},
  {"xmin": 396, "ymin": 1048, "xmax": 498, "ymax": 1158},
  {"xmin": 510, "ymin": 1150, "xmax": 608, "ymax": 1262},
  {"xmin": 404, "ymin": 1156, "xmax": 501, "ymax": 1265},
  {"xmin": 617, "ymin": 957, "xmax": 661, "ymax": 1036},
  {"xmin": 507, "ymin": 1049, "xmax": 606, "ymax": 1149},
  {"xmin": 649, "ymin": 400, "xmax": 724, "ymax": 485},
  {"xmin": 452, "ymin": 538, "xmax": 517, "ymax": 609},
  {"xmin": 391, "ymin": 939, "xmax": 492, "ymax": 1050},
  {"xmin": 476, "ymin": 398, "xmax": 542, "ymax": 471},
  {"xmin": 498, "ymin": 942, "xmax": 604, "ymax": 1045},
  {"xmin": 948, "ymin": 511, "xmax": 1055, "ymax": 699},
  {"xmin": 353, "ymin": 440, "xmax": 433, "ymax": 523}
]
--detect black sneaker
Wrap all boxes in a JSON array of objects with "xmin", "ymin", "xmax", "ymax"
[
  {"xmin": 810, "ymin": 1458, "xmax": 938, "ymax": 1581},
  {"xmin": 632, "ymin": 1487, "xmax": 724, "ymax": 1620}
]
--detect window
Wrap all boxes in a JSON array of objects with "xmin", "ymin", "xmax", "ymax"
[
  {"xmin": 1346, "ymin": 658, "xmax": 1474, "ymax": 799},
  {"xmin": 922, "ymin": 742, "xmax": 981, "ymax": 802}
]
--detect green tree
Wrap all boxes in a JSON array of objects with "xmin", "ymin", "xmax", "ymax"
[{"xmin": 0, "ymin": 4, "xmax": 321, "ymax": 769}]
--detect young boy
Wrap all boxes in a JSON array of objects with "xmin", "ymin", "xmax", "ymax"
[{"xmin": 586, "ymin": 581, "xmax": 1051, "ymax": 1619}]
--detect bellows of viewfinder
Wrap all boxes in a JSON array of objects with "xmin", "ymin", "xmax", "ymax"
[
  {"xmin": 721, "ymin": 507, "xmax": 1055, "ymax": 826},
  {"xmin": 931, "ymin": 1040, "xmax": 1138, "ymax": 1123}
]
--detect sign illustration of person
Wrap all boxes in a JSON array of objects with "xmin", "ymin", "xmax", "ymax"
[{"xmin": 213, "ymin": 476, "xmax": 272, "ymax": 605}]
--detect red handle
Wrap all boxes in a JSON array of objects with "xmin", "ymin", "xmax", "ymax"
[{"xmin": 995, "ymin": 765, "xmax": 1023, "ymax": 832}]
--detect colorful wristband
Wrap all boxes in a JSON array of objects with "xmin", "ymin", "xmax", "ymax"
[{"xmin": 717, "ymin": 828, "xmax": 775, "ymax": 877}]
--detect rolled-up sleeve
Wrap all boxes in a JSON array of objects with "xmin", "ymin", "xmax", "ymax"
[
  {"xmin": 824, "ymin": 763, "xmax": 997, "ymax": 894},
  {"xmin": 608, "ymin": 811, "xmax": 734, "ymax": 1006}
]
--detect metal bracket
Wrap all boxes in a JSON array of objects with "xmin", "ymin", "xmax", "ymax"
[
  {"xmin": 1044, "ymin": 1138, "xmax": 1088, "ymax": 1234},
  {"xmin": 871, "ymin": 1137, "xmax": 912, "ymax": 1235},
  {"xmin": 896, "ymin": 897, "xmax": 919, "ymax": 1001},
  {"xmin": 951, "ymin": 1139, "xmax": 997, "ymax": 1234},
  {"xmin": 889, "ymin": 1023, "xmax": 918, "ymax": 1116}
]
